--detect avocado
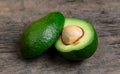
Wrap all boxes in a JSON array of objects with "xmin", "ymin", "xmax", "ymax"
[
  {"xmin": 55, "ymin": 18, "xmax": 98, "ymax": 60},
  {"xmin": 20, "ymin": 12, "xmax": 65, "ymax": 58}
]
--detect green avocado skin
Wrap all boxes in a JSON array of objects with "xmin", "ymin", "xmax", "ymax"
[
  {"xmin": 60, "ymin": 31, "xmax": 98, "ymax": 60},
  {"xmin": 20, "ymin": 12, "xmax": 64, "ymax": 58}
]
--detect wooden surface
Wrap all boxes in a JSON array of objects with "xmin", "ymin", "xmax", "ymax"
[{"xmin": 0, "ymin": 0, "xmax": 120, "ymax": 74}]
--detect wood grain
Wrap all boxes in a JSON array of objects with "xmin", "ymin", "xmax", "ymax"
[{"xmin": 0, "ymin": 0, "xmax": 120, "ymax": 74}]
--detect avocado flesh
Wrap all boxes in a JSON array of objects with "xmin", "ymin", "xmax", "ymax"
[
  {"xmin": 55, "ymin": 18, "xmax": 98, "ymax": 60},
  {"xmin": 21, "ymin": 12, "xmax": 65, "ymax": 58}
]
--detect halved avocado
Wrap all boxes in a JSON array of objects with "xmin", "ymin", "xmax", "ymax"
[
  {"xmin": 21, "ymin": 12, "xmax": 65, "ymax": 59},
  {"xmin": 55, "ymin": 18, "xmax": 98, "ymax": 60}
]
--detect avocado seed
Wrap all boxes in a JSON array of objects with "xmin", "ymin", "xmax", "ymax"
[{"xmin": 61, "ymin": 25, "xmax": 84, "ymax": 45}]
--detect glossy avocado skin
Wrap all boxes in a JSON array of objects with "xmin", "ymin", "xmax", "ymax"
[{"xmin": 20, "ymin": 12, "xmax": 64, "ymax": 58}]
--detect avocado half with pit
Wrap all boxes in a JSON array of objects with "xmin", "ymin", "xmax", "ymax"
[
  {"xmin": 20, "ymin": 12, "xmax": 64, "ymax": 58},
  {"xmin": 55, "ymin": 18, "xmax": 98, "ymax": 60}
]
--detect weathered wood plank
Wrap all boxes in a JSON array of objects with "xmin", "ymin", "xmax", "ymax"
[
  {"xmin": 0, "ymin": 0, "xmax": 120, "ymax": 74},
  {"xmin": 0, "ymin": 36, "xmax": 120, "ymax": 74}
]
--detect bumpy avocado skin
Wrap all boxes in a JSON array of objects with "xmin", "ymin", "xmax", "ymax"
[
  {"xmin": 20, "ymin": 12, "xmax": 64, "ymax": 58},
  {"xmin": 55, "ymin": 18, "xmax": 98, "ymax": 60}
]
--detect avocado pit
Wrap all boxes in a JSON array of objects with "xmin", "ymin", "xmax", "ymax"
[{"xmin": 61, "ymin": 25, "xmax": 84, "ymax": 45}]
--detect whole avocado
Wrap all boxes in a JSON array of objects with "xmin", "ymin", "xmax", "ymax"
[{"xmin": 21, "ymin": 12, "xmax": 65, "ymax": 58}]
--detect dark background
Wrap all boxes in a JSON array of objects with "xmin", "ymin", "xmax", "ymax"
[{"xmin": 0, "ymin": 0, "xmax": 120, "ymax": 74}]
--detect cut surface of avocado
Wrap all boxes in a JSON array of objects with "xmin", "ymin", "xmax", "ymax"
[
  {"xmin": 20, "ymin": 12, "xmax": 65, "ymax": 58},
  {"xmin": 55, "ymin": 18, "xmax": 98, "ymax": 60}
]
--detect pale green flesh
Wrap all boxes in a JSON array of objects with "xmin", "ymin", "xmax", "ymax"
[{"xmin": 55, "ymin": 18, "xmax": 95, "ymax": 52}]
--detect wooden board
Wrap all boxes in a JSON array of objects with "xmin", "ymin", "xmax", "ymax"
[{"xmin": 0, "ymin": 0, "xmax": 120, "ymax": 74}]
